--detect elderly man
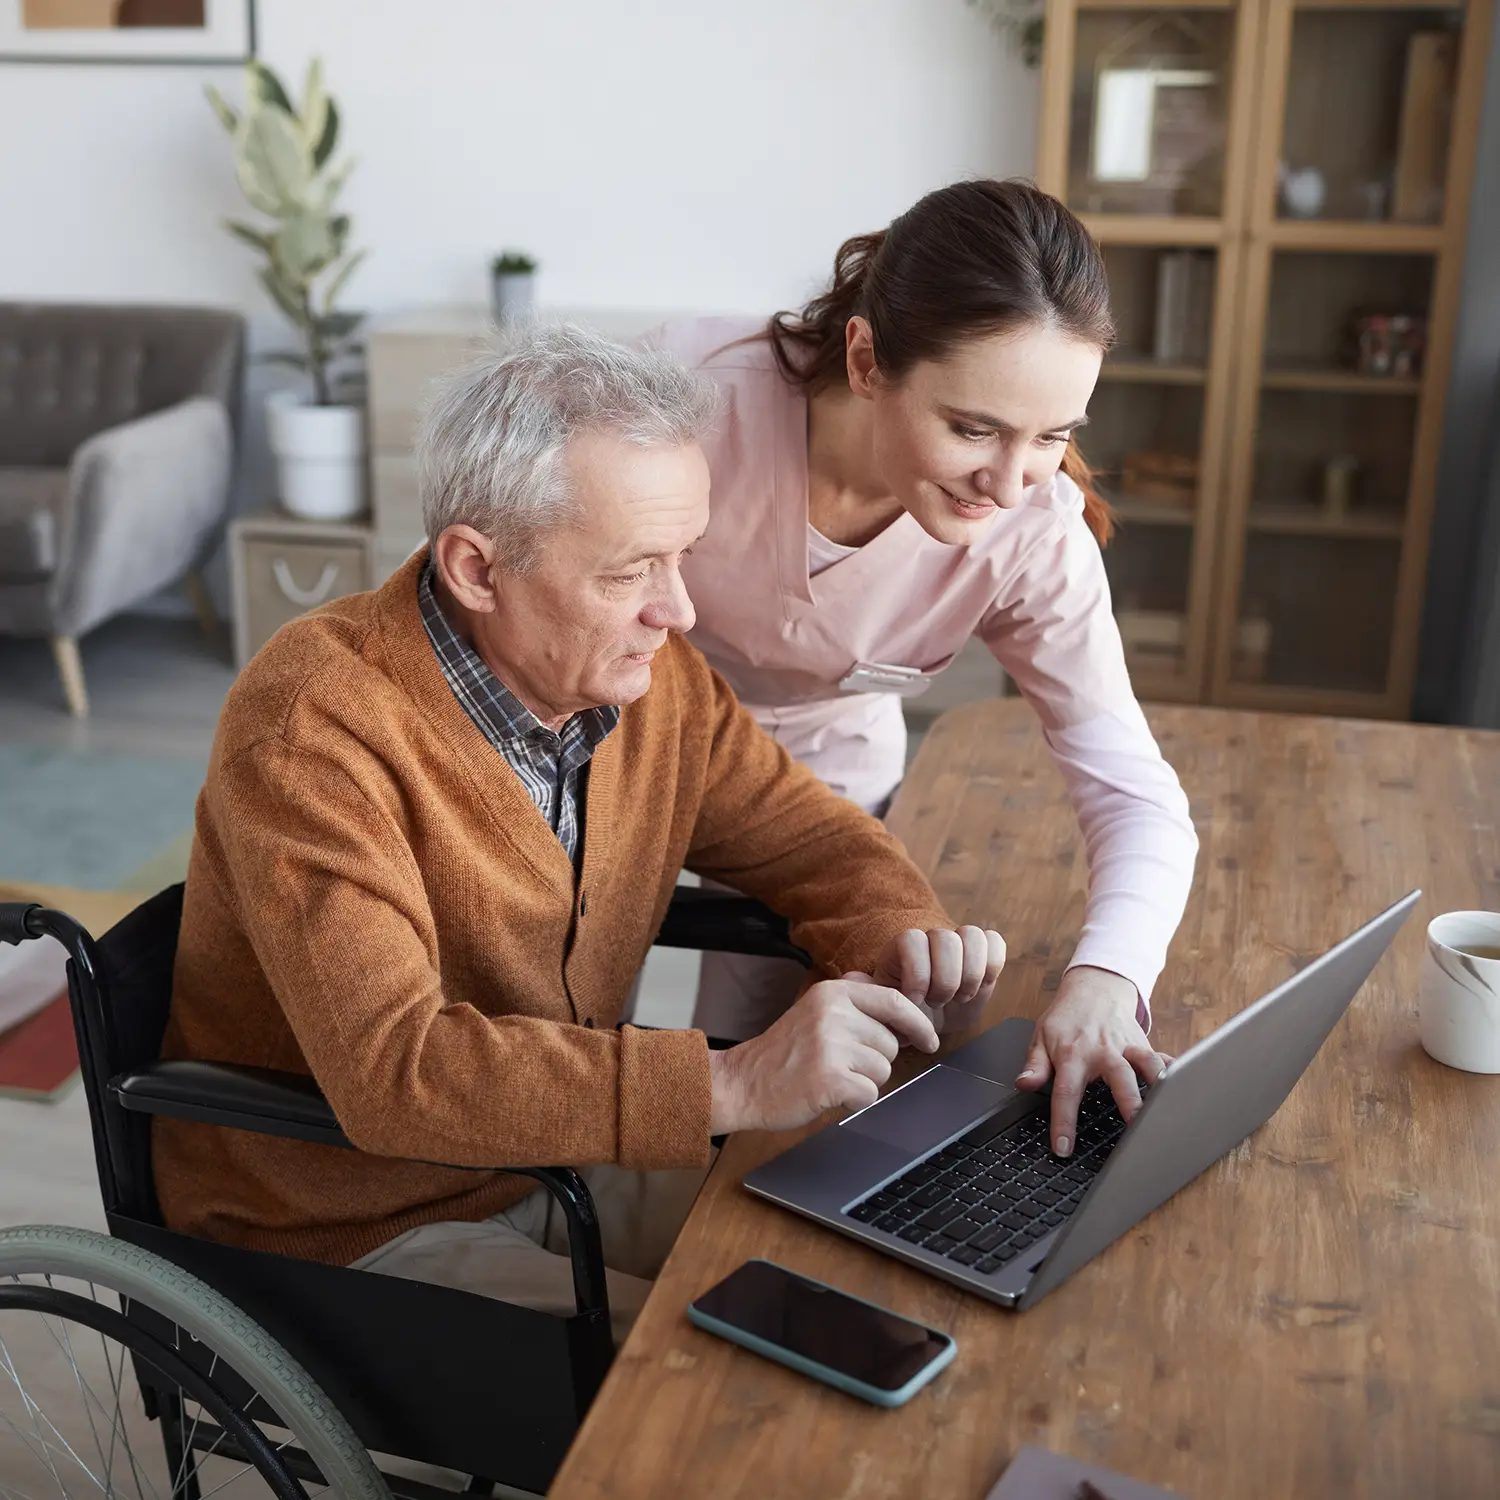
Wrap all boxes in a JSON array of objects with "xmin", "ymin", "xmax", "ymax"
[{"xmin": 154, "ymin": 325, "xmax": 1004, "ymax": 1337}]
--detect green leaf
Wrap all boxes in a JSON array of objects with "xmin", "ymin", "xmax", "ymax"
[
  {"xmin": 237, "ymin": 106, "xmax": 313, "ymax": 217},
  {"xmin": 313, "ymin": 97, "xmax": 340, "ymax": 170},
  {"xmin": 204, "ymin": 84, "xmax": 239, "ymax": 134},
  {"xmin": 223, "ymin": 218, "xmax": 274, "ymax": 254},
  {"xmin": 275, "ymin": 209, "xmax": 338, "ymax": 281},
  {"xmin": 300, "ymin": 58, "xmax": 330, "ymax": 152},
  {"xmin": 257, "ymin": 265, "xmax": 308, "ymax": 327},
  {"xmin": 317, "ymin": 152, "xmax": 355, "ymax": 208},
  {"xmin": 321, "ymin": 249, "xmax": 367, "ymax": 312},
  {"xmin": 256, "ymin": 351, "xmax": 313, "ymax": 370},
  {"xmin": 248, "ymin": 59, "xmax": 294, "ymax": 115}
]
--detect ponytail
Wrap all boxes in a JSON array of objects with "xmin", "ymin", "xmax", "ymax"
[
  {"xmin": 767, "ymin": 229, "xmax": 886, "ymax": 395},
  {"xmin": 1061, "ymin": 440, "xmax": 1115, "ymax": 547}
]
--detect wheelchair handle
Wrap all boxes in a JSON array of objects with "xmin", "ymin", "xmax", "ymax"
[{"xmin": 0, "ymin": 903, "xmax": 46, "ymax": 945}]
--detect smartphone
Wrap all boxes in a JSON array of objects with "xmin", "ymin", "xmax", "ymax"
[{"xmin": 686, "ymin": 1258, "xmax": 956, "ymax": 1408}]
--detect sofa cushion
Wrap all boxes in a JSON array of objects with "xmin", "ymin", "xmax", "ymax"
[
  {"xmin": 0, "ymin": 467, "xmax": 65, "ymax": 582},
  {"xmin": 0, "ymin": 304, "xmax": 245, "ymax": 468}
]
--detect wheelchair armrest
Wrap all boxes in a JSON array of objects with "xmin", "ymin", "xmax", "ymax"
[
  {"xmin": 655, "ymin": 887, "xmax": 812, "ymax": 967},
  {"xmin": 111, "ymin": 1061, "xmax": 611, "ymax": 1321},
  {"xmin": 113, "ymin": 1060, "xmax": 353, "ymax": 1149}
]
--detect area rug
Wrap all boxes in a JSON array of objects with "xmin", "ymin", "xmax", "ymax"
[
  {"xmin": 0, "ymin": 743, "xmax": 206, "ymax": 890},
  {"xmin": 0, "ymin": 994, "xmax": 79, "ymax": 1102},
  {"xmin": 0, "ymin": 789, "xmax": 196, "ymax": 1102}
]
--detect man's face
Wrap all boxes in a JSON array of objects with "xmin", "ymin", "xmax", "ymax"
[{"xmin": 467, "ymin": 433, "xmax": 711, "ymax": 722}]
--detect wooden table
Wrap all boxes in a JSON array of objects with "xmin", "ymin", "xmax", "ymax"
[{"xmin": 551, "ymin": 702, "xmax": 1500, "ymax": 1500}]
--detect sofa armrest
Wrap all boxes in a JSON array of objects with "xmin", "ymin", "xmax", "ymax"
[{"xmin": 54, "ymin": 396, "xmax": 232, "ymax": 637}]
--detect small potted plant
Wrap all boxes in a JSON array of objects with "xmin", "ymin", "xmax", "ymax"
[
  {"xmin": 491, "ymin": 251, "xmax": 538, "ymax": 324},
  {"xmin": 207, "ymin": 59, "xmax": 368, "ymax": 521}
]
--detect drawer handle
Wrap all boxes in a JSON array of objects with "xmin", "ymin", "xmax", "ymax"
[{"xmin": 272, "ymin": 558, "xmax": 341, "ymax": 608}]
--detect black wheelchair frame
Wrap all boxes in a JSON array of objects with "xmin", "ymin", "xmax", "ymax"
[{"xmin": 0, "ymin": 883, "xmax": 810, "ymax": 1498}]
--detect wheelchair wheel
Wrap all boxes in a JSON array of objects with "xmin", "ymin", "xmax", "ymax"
[{"xmin": 0, "ymin": 1225, "xmax": 389, "ymax": 1500}]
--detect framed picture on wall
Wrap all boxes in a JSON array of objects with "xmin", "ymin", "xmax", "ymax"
[{"xmin": 0, "ymin": 0, "xmax": 255, "ymax": 64}]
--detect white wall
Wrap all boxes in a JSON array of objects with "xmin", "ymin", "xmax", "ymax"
[{"xmin": 0, "ymin": 0, "xmax": 1038, "ymax": 603}]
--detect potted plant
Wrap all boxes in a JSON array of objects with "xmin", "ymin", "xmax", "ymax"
[
  {"xmin": 207, "ymin": 59, "xmax": 368, "ymax": 521},
  {"xmin": 490, "ymin": 251, "xmax": 538, "ymax": 324}
]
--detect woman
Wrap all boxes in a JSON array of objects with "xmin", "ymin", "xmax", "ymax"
[{"xmin": 654, "ymin": 179, "xmax": 1199, "ymax": 1158}]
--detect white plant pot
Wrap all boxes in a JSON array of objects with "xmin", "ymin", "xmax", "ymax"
[
  {"xmin": 266, "ymin": 393, "xmax": 367, "ymax": 522},
  {"xmin": 491, "ymin": 271, "xmax": 536, "ymax": 324}
]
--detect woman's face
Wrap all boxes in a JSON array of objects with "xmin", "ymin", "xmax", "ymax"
[{"xmin": 851, "ymin": 318, "xmax": 1103, "ymax": 547}]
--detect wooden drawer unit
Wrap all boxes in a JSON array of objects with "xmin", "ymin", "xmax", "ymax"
[{"xmin": 230, "ymin": 513, "xmax": 374, "ymax": 668}]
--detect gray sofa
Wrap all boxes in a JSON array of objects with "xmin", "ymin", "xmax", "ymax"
[{"xmin": 0, "ymin": 302, "xmax": 245, "ymax": 716}]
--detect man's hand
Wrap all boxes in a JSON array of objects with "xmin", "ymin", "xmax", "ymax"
[
  {"xmin": 708, "ymin": 975, "xmax": 939, "ymax": 1135},
  {"xmin": 873, "ymin": 925, "xmax": 1006, "ymax": 1035},
  {"xmin": 1014, "ymin": 966, "xmax": 1172, "ymax": 1157}
]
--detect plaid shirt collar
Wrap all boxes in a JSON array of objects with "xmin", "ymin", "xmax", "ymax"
[{"xmin": 417, "ymin": 562, "xmax": 618, "ymax": 828}]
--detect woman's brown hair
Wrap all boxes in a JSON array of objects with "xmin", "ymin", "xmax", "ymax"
[{"xmin": 767, "ymin": 179, "xmax": 1117, "ymax": 545}]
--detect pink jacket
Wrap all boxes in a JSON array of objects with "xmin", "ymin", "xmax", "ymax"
[{"xmin": 651, "ymin": 317, "xmax": 1198, "ymax": 1012}]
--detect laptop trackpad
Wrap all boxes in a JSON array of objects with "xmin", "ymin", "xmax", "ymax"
[{"xmin": 841, "ymin": 1065, "xmax": 1014, "ymax": 1155}]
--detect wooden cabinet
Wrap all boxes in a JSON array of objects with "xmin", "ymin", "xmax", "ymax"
[
  {"xmin": 229, "ymin": 513, "xmax": 373, "ymax": 668},
  {"xmin": 1039, "ymin": 0, "xmax": 1494, "ymax": 716}
]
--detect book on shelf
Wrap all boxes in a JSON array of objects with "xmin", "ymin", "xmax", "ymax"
[
  {"xmin": 1152, "ymin": 250, "xmax": 1214, "ymax": 366},
  {"xmin": 1392, "ymin": 31, "xmax": 1458, "ymax": 224}
]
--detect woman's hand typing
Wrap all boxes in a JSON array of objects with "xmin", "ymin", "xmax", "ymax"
[{"xmin": 1014, "ymin": 966, "xmax": 1171, "ymax": 1157}]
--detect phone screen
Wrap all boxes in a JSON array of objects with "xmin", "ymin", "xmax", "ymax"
[{"xmin": 690, "ymin": 1260, "xmax": 951, "ymax": 1393}]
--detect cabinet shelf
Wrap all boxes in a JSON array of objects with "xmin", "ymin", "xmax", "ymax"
[
  {"xmin": 1266, "ymin": 220, "xmax": 1446, "ymax": 252},
  {"xmin": 1079, "ymin": 215, "xmax": 1227, "ymax": 247},
  {"xmin": 1246, "ymin": 506, "xmax": 1407, "ymax": 539},
  {"xmin": 1112, "ymin": 500, "xmax": 1199, "ymax": 527},
  {"xmin": 1261, "ymin": 366, "xmax": 1423, "ymax": 394},
  {"xmin": 1102, "ymin": 359, "xmax": 1209, "ymax": 386}
]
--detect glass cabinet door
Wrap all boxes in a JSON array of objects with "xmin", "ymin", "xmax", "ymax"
[
  {"xmin": 1275, "ymin": 7, "xmax": 1465, "ymax": 225},
  {"xmin": 1067, "ymin": 8, "xmax": 1239, "ymax": 218},
  {"xmin": 1227, "ymin": 248, "xmax": 1430, "ymax": 697},
  {"xmin": 1090, "ymin": 244, "xmax": 1226, "ymax": 698}
]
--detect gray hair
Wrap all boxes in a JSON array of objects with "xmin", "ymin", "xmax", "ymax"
[{"xmin": 416, "ymin": 321, "xmax": 722, "ymax": 571}]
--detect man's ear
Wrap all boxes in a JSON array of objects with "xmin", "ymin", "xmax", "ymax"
[
  {"xmin": 845, "ymin": 316, "xmax": 880, "ymax": 401},
  {"xmin": 433, "ymin": 525, "xmax": 500, "ymax": 614}
]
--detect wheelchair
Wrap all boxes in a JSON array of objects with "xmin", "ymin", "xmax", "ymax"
[{"xmin": 0, "ymin": 883, "xmax": 810, "ymax": 1499}]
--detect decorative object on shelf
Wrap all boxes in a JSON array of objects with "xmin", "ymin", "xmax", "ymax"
[
  {"xmin": 1088, "ymin": 15, "xmax": 1220, "ymax": 213},
  {"xmin": 1355, "ymin": 178, "xmax": 1390, "ymax": 222},
  {"xmin": 1321, "ymin": 454, "xmax": 1361, "ymax": 519},
  {"xmin": 1152, "ymin": 249, "xmax": 1214, "ymax": 365},
  {"xmin": 490, "ymin": 252, "xmax": 538, "ymax": 324},
  {"xmin": 1232, "ymin": 617, "xmax": 1272, "ymax": 683},
  {"xmin": 1392, "ymin": 30, "xmax": 1458, "ymax": 224},
  {"xmin": 964, "ymin": 0, "xmax": 1044, "ymax": 68},
  {"xmin": 208, "ymin": 57, "xmax": 369, "ymax": 522},
  {"xmin": 1351, "ymin": 312, "xmax": 1426, "ymax": 378},
  {"xmin": 1, "ymin": 0, "xmax": 254, "ymax": 64},
  {"xmin": 1121, "ymin": 450, "xmax": 1199, "ymax": 509},
  {"xmin": 1118, "ymin": 608, "xmax": 1184, "ymax": 676},
  {"xmin": 1277, "ymin": 161, "xmax": 1327, "ymax": 219}
]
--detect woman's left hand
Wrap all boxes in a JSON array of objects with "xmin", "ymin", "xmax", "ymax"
[{"xmin": 1014, "ymin": 966, "xmax": 1171, "ymax": 1158}]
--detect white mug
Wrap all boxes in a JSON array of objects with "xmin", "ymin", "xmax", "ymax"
[{"xmin": 1420, "ymin": 911, "xmax": 1500, "ymax": 1074}]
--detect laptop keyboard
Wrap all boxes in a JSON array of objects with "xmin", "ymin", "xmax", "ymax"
[{"xmin": 845, "ymin": 1080, "xmax": 1128, "ymax": 1275}]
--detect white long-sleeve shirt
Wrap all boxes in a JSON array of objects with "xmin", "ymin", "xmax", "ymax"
[{"xmin": 652, "ymin": 317, "xmax": 1200, "ymax": 1018}]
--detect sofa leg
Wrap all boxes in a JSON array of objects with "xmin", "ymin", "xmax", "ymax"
[
  {"xmin": 184, "ymin": 570, "xmax": 221, "ymax": 642},
  {"xmin": 51, "ymin": 636, "xmax": 89, "ymax": 719}
]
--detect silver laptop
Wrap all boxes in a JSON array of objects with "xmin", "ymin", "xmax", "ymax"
[{"xmin": 744, "ymin": 891, "xmax": 1419, "ymax": 1310}]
